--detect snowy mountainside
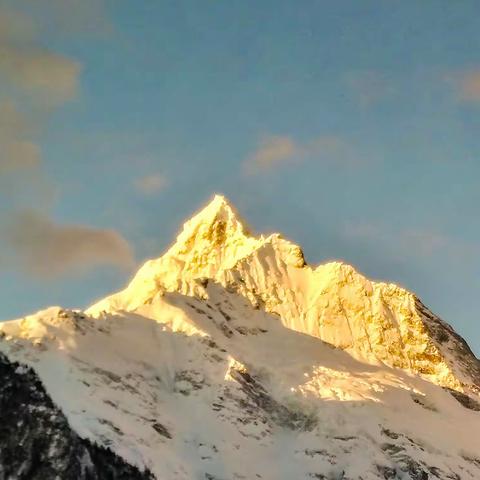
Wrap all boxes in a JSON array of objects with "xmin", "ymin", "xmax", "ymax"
[
  {"xmin": 89, "ymin": 195, "xmax": 480, "ymax": 397},
  {"xmin": 0, "ymin": 351, "xmax": 153, "ymax": 479},
  {"xmin": 0, "ymin": 195, "xmax": 480, "ymax": 479}
]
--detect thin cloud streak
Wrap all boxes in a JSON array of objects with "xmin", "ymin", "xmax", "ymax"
[
  {"xmin": 134, "ymin": 174, "xmax": 169, "ymax": 195},
  {"xmin": 244, "ymin": 134, "xmax": 361, "ymax": 175},
  {"xmin": 0, "ymin": 101, "xmax": 41, "ymax": 171},
  {"xmin": 458, "ymin": 70, "xmax": 480, "ymax": 102},
  {"xmin": 244, "ymin": 135, "xmax": 299, "ymax": 174}
]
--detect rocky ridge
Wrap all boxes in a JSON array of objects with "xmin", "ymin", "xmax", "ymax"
[
  {"xmin": 0, "ymin": 195, "xmax": 479, "ymax": 479},
  {"xmin": 89, "ymin": 195, "xmax": 480, "ymax": 397},
  {"xmin": 0, "ymin": 351, "xmax": 153, "ymax": 480}
]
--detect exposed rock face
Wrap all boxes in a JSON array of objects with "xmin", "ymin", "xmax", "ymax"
[
  {"xmin": 1, "ymin": 195, "xmax": 480, "ymax": 479},
  {"xmin": 89, "ymin": 195, "xmax": 480, "ymax": 396},
  {"xmin": 0, "ymin": 352, "xmax": 153, "ymax": 480}
]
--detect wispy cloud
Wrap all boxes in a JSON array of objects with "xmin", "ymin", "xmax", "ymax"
[
  {"xmin": 457, "ymin": 69, "xmax": 480, "ymax": 102},
  {"xmin": 0, "ymin": 46, "xmax": 81, "ymax": 104},
  {"xmin": 5, "ymin": 211, "xmax": 135, "ymax": 278},
  {"xmin": 0, "ymin": 2, "xmax": 127, "ymax": 282},
  {"xmin": 0, "ymin": 1, "xmax": 111, "ymax": 174},
  {"xmin": 0, "ymin": 7, "xmax": 81, "ymax": 105},
  {"xmin": 244, "ymin": 134, "xmax": 359, "ymax": 175},
  {"xmin": 0, "ymin": 6, "xmax": 83, "ymax": 177},
  {"xmin": 134, "ymin": 174, "xmax": 169, "ymax": 195},
  {"xmin": 0, "ymin": 101, "xmax": 41, "ymax": 172},
  {"xmin": 244, "ymin": 135, "xmax": 299, "ymax": 174}
]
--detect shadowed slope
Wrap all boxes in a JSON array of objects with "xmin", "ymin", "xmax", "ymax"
[{"xmin": 0, "ymin": 352, "xmax": 153, "ymax": 480}]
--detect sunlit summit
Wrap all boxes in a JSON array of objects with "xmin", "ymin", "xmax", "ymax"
[{"xmin": 1, "ymin": 195, "xmax": 479, "ymax": 479}]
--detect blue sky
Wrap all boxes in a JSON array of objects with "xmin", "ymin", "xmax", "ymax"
[{"xmin": 1, "ymin": 1, "xmax": 480, "ymax": 353}]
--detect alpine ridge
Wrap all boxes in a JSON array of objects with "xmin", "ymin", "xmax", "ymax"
[
  {"xmin": 1, "ymin": 194, "xmax": 479, "ymax": 480},
  {"xmin": 89, "ymin": 195, "xmax": 480, "ymax": 396}
]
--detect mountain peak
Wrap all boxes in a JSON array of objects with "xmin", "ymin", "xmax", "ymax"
[
  {"xmin": 171, "ymin": 194, "xmax": 251, "ymax": 252},
  {"xmin": 86, "ymin": 196, "xmax": 264, "ymax": 313},
  {"xmin": 3, "ymin": 194, "xmax": 480, "ymax": 480},
  {"xmin": 164, "ymin": 194, "xmax": 260, "ymax": 272},
  {"xmin": 207, "ymin": 193, "xmax": 236, "ymax": 212},
  {"xmin": 86, "ymin": 195, "xmax": 480, "ymax": 400},
  {"xmin": 190, "ymin": 194, "xmax": 236, "ymax": 223}
]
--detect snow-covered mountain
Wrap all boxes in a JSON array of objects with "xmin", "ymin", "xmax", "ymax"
[
  {"xmin": 0, "ymin": 352, "xmax": 154, "ymax": 480},
  {"xmin": 1, "ymin": 195, "xmax": 480, "ymax": 479}
]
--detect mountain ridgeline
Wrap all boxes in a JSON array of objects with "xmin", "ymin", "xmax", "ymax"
[{"xmin": 0, "ymin": 195, "xmax": 479, "ymax": 479}]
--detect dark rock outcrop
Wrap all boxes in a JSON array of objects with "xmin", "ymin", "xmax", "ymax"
[{"xmin": 0, "ymin": 352, "xmax": 153, "ymax": 480}]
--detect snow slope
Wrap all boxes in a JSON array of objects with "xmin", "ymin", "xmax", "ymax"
[
  {"xmin": 1, "ymin": 195, "xmax": 480, "ymax": 479},
  {"xmin": 89, "ymin": 195, "xmax": 480, "ymax": 396},
  {"xmin": 0, "ymin": 352, "xmax": 153, "ymax": 479}
]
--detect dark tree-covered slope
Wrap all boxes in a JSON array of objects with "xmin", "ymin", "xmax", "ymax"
[{"xmin": 0, "ymin": 352, "xmax": 153, "ymax": 480}]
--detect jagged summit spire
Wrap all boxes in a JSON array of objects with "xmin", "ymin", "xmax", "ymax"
[
  {"xmin": 86, "ymin": 195, "xmax": 266, "ymax": 313},
  {"xmin": 193, "ymin": 194, "xmax": 235, "ymax": 219},
  {"xmin": 206, "ymin": 193, "xmax": 235, "ymax": 211},
  {"xmin": 171, "ymin": 194, "xmax": 252, "ymax": 253},
  {"xmin": 85, "ymin": 193, "xmax": 480, "ymax": 400},
  {"xmin": 165, "ymin": 194, "xmax": 261, "ymax": 277}
]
